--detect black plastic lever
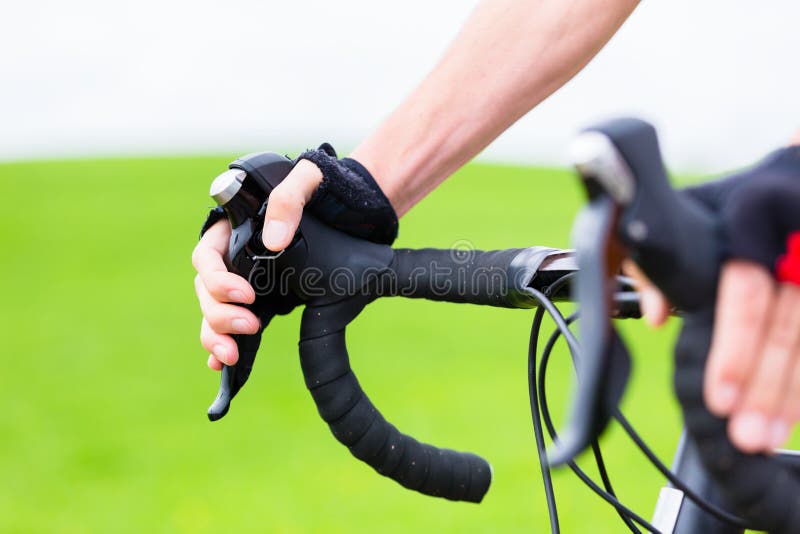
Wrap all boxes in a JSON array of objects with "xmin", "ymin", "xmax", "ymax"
[
  {"xmin": 206, "ymin": 153, "xmax": 294, "ymax": 421},
  {"xmin": 547, "ymin": 194, "xmax": 632, "ymax": 466}
]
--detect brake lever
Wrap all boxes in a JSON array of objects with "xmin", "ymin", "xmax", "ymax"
[
  {"xmin": 206, "ymin": 153, "xmax": 298, "ymax": 421},
  {"xmin": 550, "ymin": 118, "xmax": 722, "ymax": 464},
  {"xmin": 547, "ymin": 132, "xmax": 636, "ymax": 466}
]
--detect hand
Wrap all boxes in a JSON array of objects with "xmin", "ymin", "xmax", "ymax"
[
  {"xmin": 191, "ymin": 160, "xmax": 323, "ymax": 370},
  {"xmin": 625, "ymin": 259, "xmax": 800, "ymax": 453}
]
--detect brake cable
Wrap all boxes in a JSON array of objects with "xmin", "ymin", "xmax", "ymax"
[
  {"xmin": 525, "ymin": 272, "xmax": 751, "ymax": 532},
  {"xmin": 526, "ymin": 277, "xmax": 660, "ymax": 533}
]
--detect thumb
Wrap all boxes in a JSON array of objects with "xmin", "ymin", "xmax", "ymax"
[{"xmin": 262, "ymin": 159, "xmax": 323, "ymax": 251}]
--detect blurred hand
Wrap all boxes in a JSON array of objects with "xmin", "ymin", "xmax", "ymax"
[
  {"xmin": 624, "ymin": 259, "xmax": 800, "ymax": 453},
  {"xmin": 627, "ymin": 131, "xmax": 800, "ymax": 453},
  {"xmin": 192, "ymin": 160, "xmax": 322, "ymax": 370}
]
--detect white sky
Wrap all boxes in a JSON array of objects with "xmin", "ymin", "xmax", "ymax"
[{"xmin": 1, "ymin": 1, "xmax": 798, "ymax": 172}]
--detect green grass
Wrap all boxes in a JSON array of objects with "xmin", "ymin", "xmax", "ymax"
[{"xmin": 0, "ymin": 156, "xmax": 687, "ymax": 533}]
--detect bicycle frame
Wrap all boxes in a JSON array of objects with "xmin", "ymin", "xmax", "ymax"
[{"xmin": 654, "ymin": 433, "xmax": 742, "ymax": 534}]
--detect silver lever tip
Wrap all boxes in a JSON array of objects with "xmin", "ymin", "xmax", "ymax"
[{"xmin": 210, "ymin": 168, "xmax": 247, "ymax": 206}]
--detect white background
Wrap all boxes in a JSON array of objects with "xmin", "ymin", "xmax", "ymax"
[{"xmin": 1, "ymin": 1, "xmax": 797, "ymax": 172}]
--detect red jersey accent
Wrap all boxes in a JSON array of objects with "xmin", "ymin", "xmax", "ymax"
[{"xmin": 776, "ymin": 231, "xmax": 800, "ymax": 285}]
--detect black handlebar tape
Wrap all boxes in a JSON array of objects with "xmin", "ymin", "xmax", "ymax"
[
  {"xmin": 384, "ymin": 248, "xmax": 523, "ymax": 306},
  {"xmin": 377, "ymin": 247, "xmax": 567, "ymax": 308},
  {"xmin": 298, "ymin": 297, "xmax": 492, "ymax": 503},
  {"xmin": 592, "ymin": 118, "xmax": 800, "ymax": 532}
]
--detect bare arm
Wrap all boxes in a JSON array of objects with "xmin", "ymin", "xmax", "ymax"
[{"xmin": 353, "ymin": 0, "xmax": 639, "ymax": 215}]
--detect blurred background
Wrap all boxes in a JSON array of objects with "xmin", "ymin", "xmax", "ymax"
[
  {"xmin": 0, "ymin": 1, "xmax": 796, "ymax": 532},
  {"xmin": 2, "ymin": 0, "xmax": 799, "ymax": 169}
]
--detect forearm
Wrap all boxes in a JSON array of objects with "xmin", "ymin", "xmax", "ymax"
[{"xmin": 350, "ymin": 0, "xmax": 639, "ymax": 216}]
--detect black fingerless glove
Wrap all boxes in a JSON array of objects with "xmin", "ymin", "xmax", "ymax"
[
  {"xmin": 683, "ymin": 146, "xmax": 800, "ymax": 271},
  {"xmin": 296, "ymin": 143, "xmax": 398, "ymax": 244},
  {"xmin": 200, "ymin": 144, "xmax": 398, "ymax": 245}
]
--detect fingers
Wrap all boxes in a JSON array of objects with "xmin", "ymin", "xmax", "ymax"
[
  {"xmin": 208, "ymin": 354, "xmax": 223, "ymax": 371},
  {"xmin": 622, "ymin": 259, "xmax": 671, "ymax": 326},
  {"xmin": 192, "ymin": 221, "xmax": 255, "ymax": 304},
  {"xmin": 193, "ymin": 220, "xmax": 258, "ymax": 369},
  {"xmin": 195, "ymin": 275, "xmax": 260, "ymax": 335},
  {"xmin": 729, "ymin": 282, "xmax": 800, "ymax": 451},
  {"xmin": 262, "ymin": 159, "xmax": 323, "ymax": 251},
  {"xmin": 623, "ymin": 256, "xmax": 799, "ymax": 453},
  {"xmin": 196, "ymin": 269, "xmax": 255, "ymax": 304},
  {"xmin": 780, "ymin": 289, "xmax": 800, "ymax": 422},
  {"xmin": 703, "ymin": 260, "xmax": 781, "ymax": 452},
  {"xmin": 196, "ymin": 273, "xmax": 258, "ymax": 369},
  {"xmin": 193, "ymin": 218, "xmax": 230, "ymax": 260},
  {"xmin": 201, "ymin": 318, "xmax": 238, "ymax": 367},
  {"xmin": 704, "ymin": 261, "xmax": 774, "ymax": 418},
  {"xmin": 194, "ymin": 250, "xmax": 259, "ymax": 370}
]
